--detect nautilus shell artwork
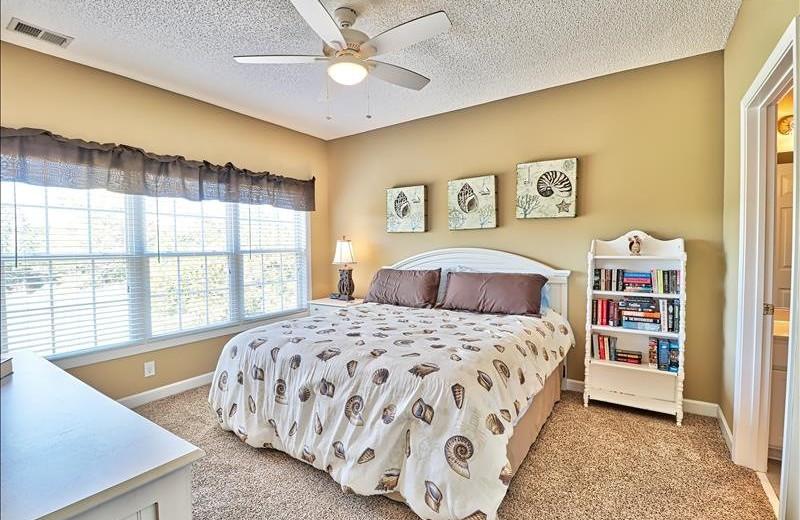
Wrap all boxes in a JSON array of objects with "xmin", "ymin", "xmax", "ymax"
[
  {"xmin": 536, "ymin": 170, "xmax": 573, "ymax": 198},
  {"xmin": 448, "ymin": 175, "xmax": 497, "ymax": 230},
  {"xmin": 386, "ymin": 185, "xmax": 426, "ymax": 233},
  {"xmin": 516, "ymin": 157, "xmax": 577, "ymax": 219}
]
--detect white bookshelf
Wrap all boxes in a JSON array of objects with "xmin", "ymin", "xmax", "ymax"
[{"xmin": 583, "ymin": 230, "xmax": 687, "ymax": 425}]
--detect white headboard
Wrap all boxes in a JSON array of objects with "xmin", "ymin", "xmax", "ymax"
[{"xmin": 389, "ymin": 247, "xmax": 571, "ymax": 316}]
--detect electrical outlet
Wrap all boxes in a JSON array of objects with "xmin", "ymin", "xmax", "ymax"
[{"xmin": 143, "ymin": 361, "xmax": 156, "ymax": 378}]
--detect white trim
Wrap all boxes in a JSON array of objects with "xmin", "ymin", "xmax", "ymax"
[
  {"xmin": 118, "ymin": 371, "xmax": 214, "ymax": 409},
  {"xmin": 756, "ymin": 471, "xmax": 780, "ymax": 518},
  {"xmin": 683, "ymin": 399, "xmax": 717, "ymax": 418},
  {"xmin": 780, "ymin": 17, "xmax": 800, "ymax": 519},
  {"xmin": 719, "ymin": 408, "xmax": 734, "ymax": 456},
  {"xmin": 769, "ymin": 446, "xmax": 783, "ymax": 461},
  {"xmin": 48, "ymin": 310, "xmax": 308, "ymax": 370},
  {"xmin": 564, "ymin": 378, "xmax": 585, "ymax": 393},
  {"xmin": 733, "ymin": 17, "xmax": 798, "ymax": 485}
]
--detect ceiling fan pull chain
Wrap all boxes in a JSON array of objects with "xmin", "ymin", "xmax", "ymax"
[
  {"xmin": 366, "ymin": 76, "xmax": 372, "ymax": 119},
  {"xmin": 325, "ymin": 76, "xmax": 333, "ymax": 121}
]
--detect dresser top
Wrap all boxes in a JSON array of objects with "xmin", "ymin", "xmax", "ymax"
[
  {"xmin": 310, "ymin": 297, "xmax": 364, "ymax": 307},
  {"xmin": 1, "ymin": 352, "xmax": 204, "ymax": 520}
]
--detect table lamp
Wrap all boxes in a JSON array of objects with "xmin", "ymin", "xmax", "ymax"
[{"xmin": 331, "ymin": 236, "xmax": 356, "ymax": 300}]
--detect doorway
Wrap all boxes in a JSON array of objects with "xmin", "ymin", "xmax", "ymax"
[
  {"xmin": 732, "ymin": 17, "xmax": 799, "ymax": 520},
  {"xmin": 764, "ymin": 88, "xmax": 793, "ymax": 500}
]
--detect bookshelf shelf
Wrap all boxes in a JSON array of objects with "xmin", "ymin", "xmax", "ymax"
[
  {"xmin": 590, "ymin": 324, "xmax": 680, "ymax": 339},
  {"xmin": 584, "ymin": 230, "xmax": 686, "ymax": 425},
  {"xmin": 592, "ymin": 255, "xmax": 683, "ymax": 261},
  {"xmin": 589, "ymin": 358, "xmax": 678, "ymax": 376},
  {"xmin": 591, "ymin": 290, "xmax": 682, "ymax": 300}
]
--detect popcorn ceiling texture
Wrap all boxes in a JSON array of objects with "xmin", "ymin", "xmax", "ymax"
[
  {"xmin": 0, "ymin": 0, "xmax": 740, "ymax": 139},
  {"xmin": 136, "ymin": 387, "xmax": 774, "ymax": 520}
]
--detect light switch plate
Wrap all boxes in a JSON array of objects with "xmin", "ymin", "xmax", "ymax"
[{"xmin": 144, "ymin": 361, "xmax": 156, "ymax": 378}]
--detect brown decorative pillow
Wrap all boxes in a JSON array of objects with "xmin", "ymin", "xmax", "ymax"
[
  {"xmin": 363, "ymin": 268, "xmax": 442, "ymax": 308},
  {"xmin": 439, "ymin": 272, "xmax": 548, "ymax": 316}
]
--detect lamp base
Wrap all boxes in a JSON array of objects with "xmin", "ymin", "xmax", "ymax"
[{"xmin": 330, "ymin": 267, "xmax": 355, "ymax": 301}]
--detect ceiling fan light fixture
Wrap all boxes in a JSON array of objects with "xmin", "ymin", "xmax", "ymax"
[{"xmin": 327, "ymin": 57, "xmax": 368, "ymax": 86}]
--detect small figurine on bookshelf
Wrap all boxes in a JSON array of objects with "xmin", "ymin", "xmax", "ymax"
[{"xmin": 628, "ymin": 234, "xmax": 642, "ymax": 255}]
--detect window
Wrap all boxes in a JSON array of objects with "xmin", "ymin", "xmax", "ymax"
[{"xmin": 0, "ymin": 178, "xmax": 309, "ymax": 357}]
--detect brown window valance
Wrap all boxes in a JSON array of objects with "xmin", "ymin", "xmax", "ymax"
[{"xmin": 0, "ymin": 127, "xmax": 315, "ymax": 211}]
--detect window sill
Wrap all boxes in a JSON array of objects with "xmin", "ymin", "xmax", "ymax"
[{"xmin": 47, "ymin": 310, "xmax": 310, "ymax": 370}]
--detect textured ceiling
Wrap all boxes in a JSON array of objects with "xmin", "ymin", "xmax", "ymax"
[{"xmin": 0, "ymin": 0, "xmax": 740, "ymax": 140}]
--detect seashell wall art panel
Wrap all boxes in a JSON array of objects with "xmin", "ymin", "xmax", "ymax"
[
  {"xmin": 386, "ymin": 185, "xmax": 426, "ymax": 232},
  {"xmin": 516, "ymin": 158, "xmax": 577, "ymax": 218},
  {"xmin": 447, "ymin": 175, "xmax": 497, "ymax": 230}
]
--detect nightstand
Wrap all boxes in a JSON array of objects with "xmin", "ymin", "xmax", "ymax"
[{"xmin": 308, "ymin": 297, "xmax": 364, "ymax": 316}]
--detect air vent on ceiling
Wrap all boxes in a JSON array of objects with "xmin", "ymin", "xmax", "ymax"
[{"xmin": 7, "ymin": 18, "xmax": 73, "ymax": 48}]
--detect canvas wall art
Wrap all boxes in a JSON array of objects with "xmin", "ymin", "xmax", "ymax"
[
  {"xmin": 516, "ymin": 158, "xmax": 577, "ymax": 218},
  {"xmin": 386, "ymin": 185, "xmax": 426, "ymax": 232},
  {"xmin": 447, "ymin": 175, "xmax": 497, "ymax": 230}
]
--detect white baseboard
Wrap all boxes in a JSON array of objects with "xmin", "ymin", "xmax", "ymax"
[
  {"xmin": 564, "ymin": 378, "xmax": 585, "ymax": 392},
  {"xmin": 768, "ymin": 446, "xmax": 782, "ymax": 461},
  {"xmin": 684, "ymin": 398, "xmax": 719, "ymax": 418},
  {"xmin": 756, "ymin": 471, "xmax": 780, "ymax": 517},
  {"xmin": 118, "ymin": 371, "xmax": 214, "ymax": 409},
  {"xmin": 718, "ymin": 408, "xmax": 734, "ymax": 456}
]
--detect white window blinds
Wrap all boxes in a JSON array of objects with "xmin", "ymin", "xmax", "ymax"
[{"xmin": 0, "ymin": 176, "xmax": 309, "ymax": 357}]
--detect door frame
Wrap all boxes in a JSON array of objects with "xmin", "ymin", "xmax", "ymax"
[{"xmin": 733, "ymin": 16, "xmax": 799, "ymax": 519}]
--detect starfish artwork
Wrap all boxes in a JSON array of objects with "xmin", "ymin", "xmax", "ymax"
[{"xmin": 555, "ymin": 199, "xmax": 571, "ymax": 213}]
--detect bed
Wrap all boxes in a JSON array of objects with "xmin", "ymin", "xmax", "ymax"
[{"xmin": 208, "ymin": 248, "xmax": 573, "ymax": 520}]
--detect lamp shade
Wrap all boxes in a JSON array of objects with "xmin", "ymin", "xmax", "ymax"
[{"xmin": 332, "ymin": 238, "xmax": 356, "ymax": 265}]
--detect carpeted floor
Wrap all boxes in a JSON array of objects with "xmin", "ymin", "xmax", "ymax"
[{"xmin": 136, "ymin": 388, "xmax": 774, "ymax": 520}]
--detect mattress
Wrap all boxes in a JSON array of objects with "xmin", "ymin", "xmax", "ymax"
[{"xmin": 209, "ymin": 303, "xmax": 575, "ymax": 520}]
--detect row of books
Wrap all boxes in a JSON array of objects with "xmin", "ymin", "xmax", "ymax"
[
  {"xmin": 592, "ymin": 334, "xmax": 680, "ymax": 373},
  {"xmin": 591, "ymin": 297, "xmax": 680, "ymax": 332},
  {"xmin": 591, "ymin": 334, "xmax": 643, "ymax": 364},
  {"xmin": 592, "ymin": 268, "xmax": 681, "ymax": 294},
  {"xmin": 649, "ymin": 337, "xmax": 680, "ymax": 372}
]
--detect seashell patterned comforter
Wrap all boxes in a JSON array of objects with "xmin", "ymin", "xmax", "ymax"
[{"xmin": 209, "ymin": 303, "xmax": 574, "ymax": 520}]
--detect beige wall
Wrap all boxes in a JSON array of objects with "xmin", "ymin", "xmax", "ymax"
[
  {"xmin": 0, "ymin": 42, "xmax": 332, "ymax": 399},
  {"xmin": 327, "ymin": 52, "xmax": 725, "ymax": 403},
  {"xmin": 720, "ymin": 2, "xmax": 799, "ymax": 424}
]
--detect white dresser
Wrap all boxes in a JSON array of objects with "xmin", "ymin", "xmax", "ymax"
[{"xmin": 1, "ymin": 352, "xmax": 204, "ymax": 520}]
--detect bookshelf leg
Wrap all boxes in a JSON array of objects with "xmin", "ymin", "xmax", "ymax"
[
  {"xmin": 583, "ymin": 392, "xmax": 589, "ymax": 407},
  {"xmin": 676, "ymin": 411, "xmax": 683, "ymax": 427}
]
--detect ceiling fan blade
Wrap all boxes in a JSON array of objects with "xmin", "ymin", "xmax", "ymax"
[
  {"xmin": 288, "ymin": 0, "xmax": 346, "ymax": 49},
  {"xmin": 369, "ymin": 61, "xmax": 430, "ymax": 90},
  {"xmin": 234, "ymin": 55, "xmax": 328, "ymax": 64},
  {"xmin": 363, "ymin": 11, "xmax": 451, "ymax": 56}
]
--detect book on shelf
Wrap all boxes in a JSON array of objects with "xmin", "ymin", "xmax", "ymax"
[
  {"xmin": 648, "ymin": 337, "xmax": 658, "ymax": 368},
  {"xmin": 592, "ymin": 333, "xmax": 643, "ymax": 364},
  {"xmin": 668, "ymin": 341, "xmax": 679, "ymax": 373},
  {"xmin": 592, "ymin": 296, "xmax": 680, "ymax": 333},
  {"xmin": 592, "ymin": 268, "xmax": 681, "ymax": 294}
]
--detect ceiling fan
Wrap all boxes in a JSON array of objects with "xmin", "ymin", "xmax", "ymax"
[{"xmin": 234, "ymin": 0, "xmax": 451, "ymax": 90}]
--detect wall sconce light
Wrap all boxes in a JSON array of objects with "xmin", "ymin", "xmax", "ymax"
[{"xmin": 778, "ymin": 115, "xmax": 794, "ymax": 135}]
